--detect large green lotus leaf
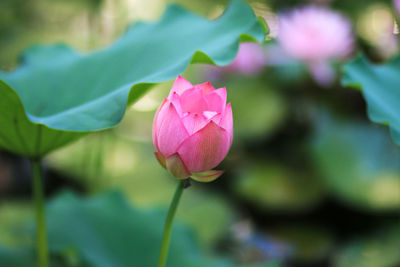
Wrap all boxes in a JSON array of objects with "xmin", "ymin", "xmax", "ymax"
[
  {"xmin": 342, "ymin": 55, "xmax": 400, "ymax": 145},
  {"xmin": 0, "ymin": 247, "xmax": 36, "ymax": 267},
  {"xmin": 0, "ymin": 247, "xmax": 68, "ymax": 267},
  {"xmin": 0, "ymin": 191, "xmax": 280, "ymax": 267},
  {"xmin": 310, "ymin": 115, "xmax": 400, "ymax": 210},
  {"xmin": 44, "ymin": 191, "xmax": 253, "ymax": 267},
  {"xmin": 0, "ymin": 0, "xmax": 266, "ymax": 158}
]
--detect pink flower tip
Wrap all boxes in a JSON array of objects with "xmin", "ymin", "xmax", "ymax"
[{"xmin": 152, "ymin": 76, "xmax": 233, "ymax": 181}]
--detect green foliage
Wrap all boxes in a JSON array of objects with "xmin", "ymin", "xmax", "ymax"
[
  {"xmin": 335, "ymin": 225, "xmax": 400, "ymax": 267},
  {"xmin": 0, "ymin": 191, "xmax": 274, "ymax": 267},
  {"xmin": 48, "ymin": 132, "xmax": 236, "ymax": 248},
  {"xmin": 234, "ymin": 161, "xmax": 324, "ymax": 211},
  {"xmin": 311, "ymin": 115, "xmax": 400, "ymax": 210},
  {"xmin": 0, "ymin": 202, "xmax": 32, "ymax": 248},
  {"xmin": 0, "ymin": 0, "xmax": 266, "ymax": 158},
  {"xmin": 342, "ymin": 55, "xmax": 400, "ymax": 145},
  {"xmin": 45, "ymin": 191, "xmax": 238, "ymax": 267},
  {"xmin": 0, "ymin": 247, "xmax": 36, "ymax": 267},
  {"xmin": 271, "ymin": 226, "xmax": 333, "ymax": 262},
  {"xmin": 224, "ymin": 78, "xmax": 288, "ymax": 140}
]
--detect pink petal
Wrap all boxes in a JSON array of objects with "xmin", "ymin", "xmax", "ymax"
[
  {"xmin": 220, "ymin": 103, "xmax": 233, "ymax": 144},
  {"xmin": 203, "ymin": 111, "xmax": 218, "ymax": 120},
  {"xmin": 169, "ymin": 92, "xmax": 183, "ymax": 117},
  {"xmin": 156, "ymin": 103, "xmax": 189, "ymax": 157},
  {"xmin": 166, "ymin": 153, "xmax": 191, "ymax": 179},
  {"xmin": 209, "ymin": 113, "xmax": 222, "ymax": 125},
  {"xmin": 182, "ymin": 113, "xmax": 209, "ymax": 135},
  {"xmin": 179, "ymin": 88, "xmax": 208, "ymax": 113},
  {"xmin": 177, "ymin": 121, "xmax": 231, "ymax": 173},
  {"xmin": 152, "ymin": 98, "xmax": 167, "ymax": 151},
  {"xmin": 194, "ymin": 82, "xmax": 215, "ymax": 94},
  {"xmin": 204, "ymin": 87, "xmax": 227, "ymax": 112},
  {"xmin": 168, "ymin": 75, "xmax": 193, "ymax": 97}
]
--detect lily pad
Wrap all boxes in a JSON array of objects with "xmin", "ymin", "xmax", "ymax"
[
  {"xmin": 310, "ymin": 115, "xmax": 400, "ymax": 210},
  {"xmin": 0, "ymin": 190, "xmax": 282, "ymax": 266},
  {"xmin": 0, "ymin": 247, "xmax": 36, "ymax": 267},
  {"xmin": 45, "ymin": 191, "xmax": 238, "ymax": 267},
  {"xmin": 342, "ymin": 55, "xmax": 400, "ymax": 145},
  {"xmin": 0, "ymin": 0, "xmax": 266, "ymax": 157},
  {"xmin": 45, "ymin": 191, "xmax": 274, "ymax": 267}
]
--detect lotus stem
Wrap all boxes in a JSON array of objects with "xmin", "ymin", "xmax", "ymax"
[
  {"xmin": 31, "ymin": 159, "xmax": 49, "ymax": 267},
  {"xmin": 157, "ymin": 180, "xmax": 186, "ymax": 267}
]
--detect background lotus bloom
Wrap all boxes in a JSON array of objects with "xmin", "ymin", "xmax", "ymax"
[
  {"xmin": 278, "ymin": 6, "xmax": 353, "ymax": 62},
  {"xmin": 206, "ymin": 43, "xmax": 267, "ymax": 80},
  {"xmin": 278, "ymin": 6, "xmax": 354, "ymax": 85},
  {"xmin": 153, "ymin": 76, "xmax": 233, "ymax": 182},
  {"xmin": 224, "ymin": 42, "xmax": 267, "ymax": 75},
  {"xmin": 395, "ymin": 0, "xmax": 400, "ymax": 15}
]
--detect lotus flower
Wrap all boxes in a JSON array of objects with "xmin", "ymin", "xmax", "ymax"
[
  {"xmin": 206, "ymin": 43, "xmax": 266, "ymax": 80},
  {"xmin": 278, "ymin": 6, "xmax": 354, "ymax": 85},
  {"xmin": 153, "ymin": 76, "xmax": 233, "ymax": 182},
  {"xmin": 224, "ymin": 42, "xmax": 267, "ymax": 75},
  {"xmin": 395, "ymin": 0, "xmax": 400, "ymax": 15}
]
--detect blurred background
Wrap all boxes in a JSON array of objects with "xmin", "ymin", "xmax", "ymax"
[{"xmin": 0, "ymin": 0, "xmax": 399, "ymax": 266}]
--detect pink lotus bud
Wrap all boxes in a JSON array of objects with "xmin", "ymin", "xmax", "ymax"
[
  {"xmin": 278, "ymin": 6, "xmax": 354, "ymax": 63},
  {"xmin": 153, "ymin": 76, "xmax": 233, "ymax": 182}
]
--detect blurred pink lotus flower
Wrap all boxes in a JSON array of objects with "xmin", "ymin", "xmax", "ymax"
[
  {"xmin": 395, "ymin": 0, "xmax": 400, "ymax": 15},
  {"xmin": 278, "ymin": 6, "xmax": 354, "ymax": 85},
  {"xmin": 207, "ymin": 43, "xmax": 267, "ymax": 79},
  {"xmin": 224, "ymin": 43, "xmax": 267, "ymax": 75},
  {"xmin": 153, "ymin": 76, "xmax": 233, "ymax": 182}
]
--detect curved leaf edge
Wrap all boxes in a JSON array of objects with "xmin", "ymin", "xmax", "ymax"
[
  {"xmin": 0, "ymin": 0, "xmax": 266, "ymax": 135},
  {"xmin": 341, "ymin": 53, "xmax": 400, "ymax": 146},
  {"xmin": 0, "ymin": 80, "xmax": 85, "ymax": 158}
]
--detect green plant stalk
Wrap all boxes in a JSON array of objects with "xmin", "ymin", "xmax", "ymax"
[
  {"xmin": 157, "ymin": 180, "xmax": 185, "ymax": 267},
  {"xmin": 31, "ymin": 159, "xmax": 49, "ymax": 267},
  {"xmin": 93, "ymin": 132, "xmax": 106, "ymax": 192}
]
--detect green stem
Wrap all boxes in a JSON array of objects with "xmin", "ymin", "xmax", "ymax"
[
  {"xmin": 157, "ymin": 180, "xmax": 185, "ymax": 267},
  {"xmin": 31, "ymin": 159, "xmax": 49, "ymax": 267}
]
